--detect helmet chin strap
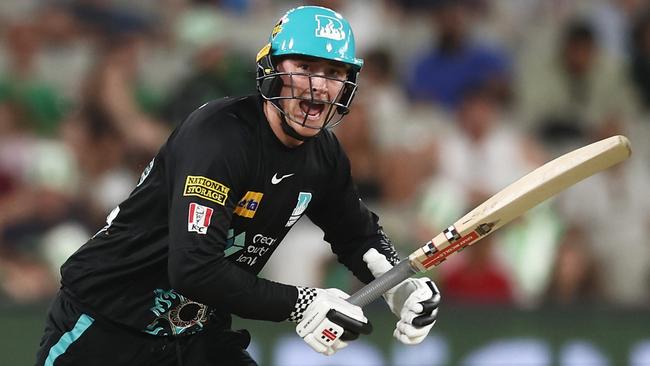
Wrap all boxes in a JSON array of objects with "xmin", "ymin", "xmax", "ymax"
[{"xmin": 280, "ymin": 114, "xmax": 308, "ymax": 141}]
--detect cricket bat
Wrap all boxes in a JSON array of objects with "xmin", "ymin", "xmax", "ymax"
[{"xmin": 348, "ymin": 135, "xmax": 632, "ymax": 307}]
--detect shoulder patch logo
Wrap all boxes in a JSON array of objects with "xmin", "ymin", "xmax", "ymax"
[
  {"xmin": 188, "ymin": 203, "xmax": 213, "ymax": 235},
  {"xmin": 183, "ymin": 176, "xmax": 230, "ymax": 205},
  {"xmin": 286, "ymin": 192, "xmax": 312, "ymax": 227},
  {"xmin": 234, "ymin": 191, "xmax": 264, "ymax": 218}
]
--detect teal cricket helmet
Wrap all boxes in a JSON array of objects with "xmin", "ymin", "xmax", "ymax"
[
  {"xmin": 256, "ymin": 6, "xmax": 363, "ymax": 137},
  {"xmin": 262, "ymin": 5, "xmax": 363, "ymax": 70}
]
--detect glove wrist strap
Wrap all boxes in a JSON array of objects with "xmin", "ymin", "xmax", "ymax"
[{"xmin": 287, "ymin": 286, "xmax": 317, "ymax": 323}]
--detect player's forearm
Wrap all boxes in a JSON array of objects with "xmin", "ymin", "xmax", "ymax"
[{"xmin": 168, "ymin": 247, "xmax": 296, "ymax": 321}]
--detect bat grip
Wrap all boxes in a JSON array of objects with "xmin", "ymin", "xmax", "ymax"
[{"xmin": 347, "ymin": 260, "xmax": 417, "ymax": 308}]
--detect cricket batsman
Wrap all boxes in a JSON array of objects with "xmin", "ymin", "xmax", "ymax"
[{"xmin": 35, "ymin": 6, "xmax": 440, "ymax": 365}]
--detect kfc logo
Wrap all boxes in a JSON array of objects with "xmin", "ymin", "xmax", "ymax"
[{"xmin": 188, "ymin": 203, "xmax": 213, "ymax": 235}]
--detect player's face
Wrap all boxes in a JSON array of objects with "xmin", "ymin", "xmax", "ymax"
[{"xmin": 275, "ymin": 57, "xmax": 349, "ymax": 137}]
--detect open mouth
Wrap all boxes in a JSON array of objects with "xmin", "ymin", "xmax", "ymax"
[{"xmin": 299, "ymin": 101, "xmax": 325, "ymax": 120}]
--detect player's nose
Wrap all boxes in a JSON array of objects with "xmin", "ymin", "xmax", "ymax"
[
  {"xmin": 309, "ymin": 75, "xmax": 329, "ymax": 99},
  {"xmin": 310, "ymin": 75, "xmax": 327, "ymax": 90}
]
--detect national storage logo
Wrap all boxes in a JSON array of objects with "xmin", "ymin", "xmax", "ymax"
[{"xmin": 183, "ymin": 175, "xmax": 230, "ymax": 205}]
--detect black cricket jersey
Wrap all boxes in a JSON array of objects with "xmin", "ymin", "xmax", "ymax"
[{"xmin": 60, "ymin": 95, "xmax": 399, "ymax": 336}]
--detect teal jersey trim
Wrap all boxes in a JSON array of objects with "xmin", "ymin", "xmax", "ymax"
[{"xmin": 44, "ymin": 314, "xmax": 94, "ymax": 366}]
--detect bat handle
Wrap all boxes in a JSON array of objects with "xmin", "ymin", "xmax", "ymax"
[{"xmin": 348, "ymin": 259, "xmax": 417, "ymax": 308}]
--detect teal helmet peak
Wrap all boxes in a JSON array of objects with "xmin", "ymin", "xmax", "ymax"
[{"xmin": 258, "ymin": 6, "xmax": 363, "ymax": 71}]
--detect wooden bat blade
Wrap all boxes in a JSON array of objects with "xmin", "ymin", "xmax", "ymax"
[
  {"xmin": 410, "ymin": 135, "xmax": 631, "ymax": 271},
  {"xmin": 348, "ymin": 135, "xmax": 631, "ymax": 307}
]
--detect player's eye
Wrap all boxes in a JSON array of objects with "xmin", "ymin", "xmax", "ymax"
[
  {"xmin": 326, "ymin": 68, "xmax": 347, "ymax": 79},
  {"xmin": 297, "ymin": 63, "xmax": 310, "ymax": 72}
]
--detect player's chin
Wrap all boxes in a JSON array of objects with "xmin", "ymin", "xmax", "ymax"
[
  {"xmin": 291, "ymin": 123, "xmax": 321, "ymax": 138},
  {"xmin": 290, "ymin": 114, "xmax": 325, "ymax": 136}
]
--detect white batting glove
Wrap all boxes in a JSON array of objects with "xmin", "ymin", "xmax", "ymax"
[
  {"xmin": 363, "ymin": 248, "xmax": 441, "ymax": 345},
  {"xmin": 290, "ymin": 287, "xmax": 372, "ymax": 356}
]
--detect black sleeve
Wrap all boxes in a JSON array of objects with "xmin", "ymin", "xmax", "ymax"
[
  {"xmin": 166, "ymin": 106, "xmax": 296, "ymax": 322},
  {"xmin": 307, "ymin": 135, "xmax": 401, "ymax": 284}
]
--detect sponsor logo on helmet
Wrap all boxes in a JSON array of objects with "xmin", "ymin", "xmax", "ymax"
[
  {"xmin": 314, "ymin": 15, "xmax": 345, "ymax": 41},
  {"xmin": 272, "ymin": 24, "xmax": 282, "ymax": 38},
  {"xmin": 257, "ymin": 43, "xmax": 271, "ymax": 62},
  {"xmin": 271, "ymin": 15, "xmax": 288, "ymax": 39},
  {"xmin": 183, "ymin": 175, "xmax": 230, "ymax": 205},
  {"xmin": 235, "ymin": 191, "xmax": 264, "ymax": 218}
]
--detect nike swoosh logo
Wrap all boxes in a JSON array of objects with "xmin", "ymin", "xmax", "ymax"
[{"xmin": 271, "ymin": 173, "xmax": 295, "ymax": 185}]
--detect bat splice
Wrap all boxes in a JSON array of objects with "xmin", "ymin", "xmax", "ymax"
[{"xmin": 420, "ymin": 221, "xmax": 496, "ymax": 269}]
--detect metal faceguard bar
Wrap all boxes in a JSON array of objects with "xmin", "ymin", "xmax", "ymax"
[{"xmin": 257, "ymin": 70, "xmax": 358, "ymax": 130}]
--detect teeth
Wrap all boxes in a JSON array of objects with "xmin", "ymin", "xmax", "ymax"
[
  {"xmin": 300, "ymin": 110, "xmax": 322, "ymax": 119},
  {"xmin": 297, "ymin": 100, "xmax": 325, "ymax": 123}
]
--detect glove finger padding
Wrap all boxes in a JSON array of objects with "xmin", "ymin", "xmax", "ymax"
[
  {"xmin": 327, "ymin": 309, "xmax": 373, "ymax": 341},
  {"xmin": 412, "ymin": 307, "xmax": 439, "ymax": 327},
  {"xmin": 411, "ymin": 281, "xmax": 440, "ymax": 327},
  {"xmin": 394, "ymin": 278, "xmax": 440, "ymax": 344},
  {"xmin": 399, "ymin": 279, "xmax": 434, "ymax": 315},
  {"xmin": 419, "ymin": 296, "xmax": 440, "ymax": 313},
  {"xmin": 396, "ymin": 319, "xmax": 432, "ymax": 338}
]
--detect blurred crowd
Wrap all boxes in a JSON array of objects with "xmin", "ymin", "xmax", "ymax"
[{"xmin": 0, "ymin": 0, "xmax": 649, "ymax": 311}]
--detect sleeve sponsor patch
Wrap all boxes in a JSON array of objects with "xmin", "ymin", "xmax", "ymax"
[
  {"xmin": 285, "ymin": 192, "xmax": 312, "ymax": 227},
  {"xmin": 234, "ymin": 191, "xmax": 264, "ymax": 218},
  {"xmin": 188, "ymin": 202, "xmax": 214, "ymax": 234},
  {"xmin": 183, "ymin": 175, "xmax": 230, "ymax": 205}
]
